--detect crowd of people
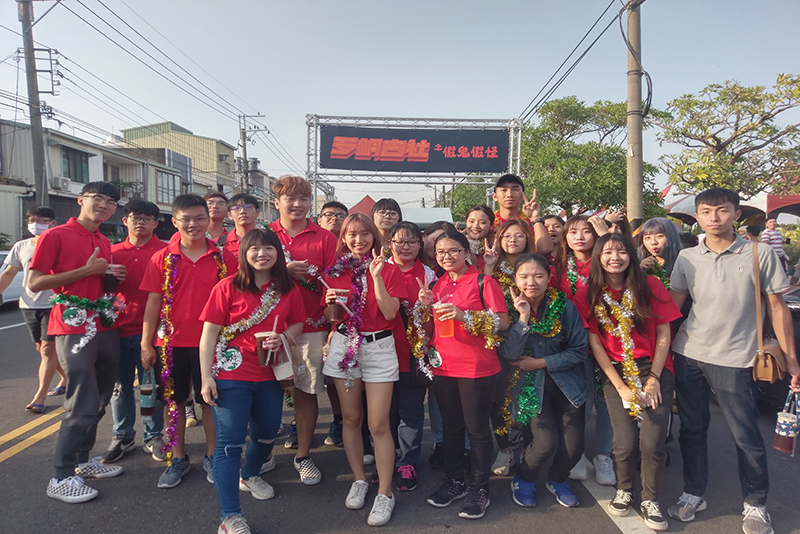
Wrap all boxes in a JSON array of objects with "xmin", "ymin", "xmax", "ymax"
[{"xmin": 2, "ymin": 173, "xmax": 799, "ymax": 534}]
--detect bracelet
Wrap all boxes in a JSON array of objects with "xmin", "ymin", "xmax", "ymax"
[
  {"xmin": 648, "ymin": 371, "xmax": 660, "ymax": 381},
  {"xmin": 531, "ymin": 218, "xmax": 545, "ymax": 226}
]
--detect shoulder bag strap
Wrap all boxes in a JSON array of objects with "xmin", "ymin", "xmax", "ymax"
[
  {"xmin": 477, "ymin": 273, "xmax": 486, "ymax": 309},
  {"xmin": 753, "ymin": 242, "xmax": 764, "ymax": 351}
]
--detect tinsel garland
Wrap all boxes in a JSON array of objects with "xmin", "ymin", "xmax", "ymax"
[
  {"xmin": 493, "ymin": 260, "xmax": 519, "ymax": 324},
  {"xmin": 325, "ymin": 254, "xmax": 371, "ymax": 390},
  {"xmin": 305, "ymin": 316, "xmax": 329, "ymax": 328},
  {"xmin": 468, "ymin": 238, "xmax": 486, "ymax": 255},
  {"xmin": 160, "ymin": 251, "xmax": 227, "ymax": 463},
  {"xmin": 493, "ymin": 210, "xmax": 531, "ymax": 229},
  {"xmin": 282, "ymin": 243, "xmax": 320, "ymax": 292},
  {"xmin": 462, "ymin": 310, "xmax": 503, "ymax": 348},
  {"xmin": 212, "ymin": 284, "xmax": 280, "ymax": 378},
  {"xmin": 52, "ymin": 293, "xmax": 125, "ymax": 354},
  {"xmin": 649, "ymin": 260, "xmax": 670, "ymax": 289},
  {"xmin": 594, "ymin": 288, "xmax": 643, "ymax": 420},
  {"xmin": 567, "ymin": 254, "xmax": 588, "ymax": 295},
  {"xmin": 408, "ymin": 300, "xmax": 433, "ymax": 379},
  {"xmin": 494, "ymin": 288, "xmax": 565, "ymax": 434}
]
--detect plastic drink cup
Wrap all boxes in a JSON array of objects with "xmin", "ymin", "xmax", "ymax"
[
  {"xmin": 433, "ymin": 304, "xmax": 454, "ymax": 338},
  {"xmin": 139, "ymin": 368, "xmax": 156, "ymax": 417},
  {"xmin": 331, "ymin": 289, "xmax": 350, "ymax": 322},
  {"xmin": 255, "ymin": 332, "xmax": 275, "ymax": 367},
  {"xmin": 104, "ymin": 264, "xmax": 122, "ymax": 293},
  {"xmin": 773, "ymin": 412, "xmax": 799, "ymax": 454}
]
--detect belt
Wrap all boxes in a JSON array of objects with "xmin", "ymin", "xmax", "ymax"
[{"xmin": 336, "ymin": 325, "xmax": 392, "ymax": 343}]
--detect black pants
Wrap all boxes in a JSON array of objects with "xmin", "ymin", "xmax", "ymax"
[
  {"xmin": 490, "ymin": 360, "xmax": 513, "ymax": 449},
  {"xmin": 517, "ymin": 373, "xmax": 585, "ymax": 484},
  {"xmin": 603, "ymin": 358, "xmax": 674, "ymax": 501},
  {"xmin": 433, "ymin": 373, "xmax": 500, "ymax": 489}
]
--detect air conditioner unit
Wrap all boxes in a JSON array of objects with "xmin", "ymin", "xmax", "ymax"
[{"xmin": 52, "ymin": 176, "xmax": 71, "ymax": 190}]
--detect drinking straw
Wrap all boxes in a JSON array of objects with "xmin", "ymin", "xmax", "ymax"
[{"xmin": 318, "ymin": 276, "xmax": 354, "ymax": 315}]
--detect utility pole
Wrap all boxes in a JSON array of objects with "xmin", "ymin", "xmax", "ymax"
[
  {"xmin": 626, "ymin": 0, "xmax": 645, "ymax": 233},
  {"xmin": 239, "ymin": 115, "xmax": 249, "ymax": 193},
  {"xmin": 18, "ymin": 0, "xmax": 48, "ymax": 205}
]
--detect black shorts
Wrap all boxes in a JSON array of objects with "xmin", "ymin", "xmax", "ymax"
[
  {"xmin": 161, "ymin": 346, "xmax": 204, "ymax": 405},
  {"xmin": 21, "ymin": 308, "xmax": 54, "ymax": 343}
]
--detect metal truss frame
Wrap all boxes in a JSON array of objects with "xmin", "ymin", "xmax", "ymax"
[{"xmin": 306, "ymin": 114, "xmax": 522, "ymax": 213}]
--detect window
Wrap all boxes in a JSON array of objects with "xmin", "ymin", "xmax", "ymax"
[
  {"xmin": 103, "ymin": 163, "xmax": 120, "ymax": 183},
  {"xmin": 157, "ymin": 171, "xmax": 181, "ymax": 204},
  {"xmin": 62, "ymin": 147, "xmax": 89, "ymax": 183}
]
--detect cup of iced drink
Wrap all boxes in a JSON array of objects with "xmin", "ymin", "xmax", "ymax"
[{"xmin": 433, "ymin": 303, "xmax": 454, "ymax": 338}]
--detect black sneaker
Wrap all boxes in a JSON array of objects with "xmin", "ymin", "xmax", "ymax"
[
  {"xmin": 101, "ymin": 437, "xmax": 135, "ymax": 463},
  {"xmin": 459, "ymin": 487, "xmax": 490, "ymax": 519},
  {"xmin": 427, "ymin": 477, "xmax": 467, "ymax": 507},
  {"xmin": 396, "ymin": 465, "xmax": 418, "ymax": 492},
  {"xmin": 428, "ymin": 442, "xmax": 444, "ymax": 469},
  {"xmin": 641, "ymin": 500, "xmax": 668, "ymax": 531},
  {"xmin": 609, "ymin": 489, "xmax": 633, "ymax": 517}
]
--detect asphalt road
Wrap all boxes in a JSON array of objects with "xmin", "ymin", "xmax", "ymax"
[{"xmin": 0, "ymin": 302, "xmax": 798, "ymax": 534}]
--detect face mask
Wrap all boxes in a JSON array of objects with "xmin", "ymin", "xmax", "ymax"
[{"xmin": 28, "ymin": 222, "xmax": 50, "ymax": 236}]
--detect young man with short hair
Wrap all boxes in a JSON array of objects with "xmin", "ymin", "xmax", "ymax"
[
  {"xmin": 29, "ymin": 183, "xmax": 127, "ymax": 503},
  {"xmin": 204, "ymin": 192, "xmax": 229, "ymax": 246},
  {"xmin": 222, "ymin": 193, "xmax": 261, "ymax": 261},
  {"xmin": 491, "ymin": 173, "xmax": 553, "ymax": 256},
  {"xmin": 317, "ymin": 201, "xmax": 348, "ymax": 238},
  {"xmin": 668, "ymin": 188, "xmax": 800, "ymax": 534},
  {"xmin": 760, "ymin": 217, "xmax": 787, "ymax": 273},
  {"xmin": 140, "ymin": 194, "xmax": 238, "ymax": 489},
  {"xmin": 102, "ymin": 200, "xmax": 168, "ymax": 464},
  {"xmin": 0, "ymin": 206, "xmax": 65, "ymax": 413},
  {"xmin": 268, "ymin": 175, "xmax": 338, "ymax": 485}
]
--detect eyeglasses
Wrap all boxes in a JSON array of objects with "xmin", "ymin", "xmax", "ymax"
[
  {"xmin": 391, "ymin": 239, "xmax": 420, "ymax": 247},
  {"xmin": 500, "ymin": 233, "xmax": 527, "ymax": 241},
  {"xmin": 82, "ymin": 194, "xmax": 117, "ymax": 207},
  {"xmin": 128, "ymin": 216, "xmax": 156, "ymax": 224},
  {"xmin": 321, "ymin": 212, "xmax": 346, "ymax": 221},
  {"xmin": 375, "ymin": 210, "xmax": 399, "ymax": 219},
  {"xmin": 435, "ymin": 248, "xmax": 465, "ymax": 258},
  {"xmin": 229, "ymin": 204, "xmax": 256, "ymax": 212},
  {"xmin": 174, "ymin": 216, "xmax": 209, "ymax": 225},
  {"xmin": 206, "ymin": 200, "xmax": 227, "ymax": 208}
]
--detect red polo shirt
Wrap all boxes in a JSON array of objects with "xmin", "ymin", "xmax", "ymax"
[
  {"xmin": 30, "ymin": 218, "xmax": 114, "ymax": 336},
  {"xmin": 430, "ymin": 265, "xmax": 507, "ymax": 379},
  {"xmin": 268, "ymin": 219, "xmax": 338, "ymax": 333},
  {"xmin": 200, "ymin": 280, "xmax": 306, "ymax": 382},
  {"xmin": 388, "ymin": 259, "xmax": 435, "ymax": 373},
  {"xmin": 140, "ymin": 239, "xmax": 238, "ymax": 347},
  {"xmin": 553, "ymin": 257, "xmax": 591, "ymax": 300},
  {"xmin": 320, "ymin": 261, "xmax": 407, "ymax": 333},
  {"xmin": 573, "ymin": 276, "xmax": 681, "ymax": 373},
  {"xmin": 112, "ymin": 236, "xmax": 168, "ymax": 337}
]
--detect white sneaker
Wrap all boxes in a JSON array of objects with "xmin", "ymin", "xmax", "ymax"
[
  {"xmin": 364, "ymin": 453, "xmax": 375, "ymax": 466},
  {"xmin": 346, "ymin": 480, "xmax": 369, "ymax": 510},
  {"xmin": 218, "ymin": 514, "xmax": 251, "ymax": 534},
  {"xmin": 367, "ymin": 493, "xmax": 395, "ymax": 526},
  {"xmin": 742, "ymin": 503, "xmax": 773, "ymax": 534},
  {"xmin": 491, "ymin": 448, "xmax": 515, "ymax": 476},
  {"xmin": 593, "ymin": 454, "xmax": 616, "ymax": 486},
  {"xmin": 259, "ymin": 456, "xmax": 276, "ymax": 474},
  {"xmin": 46, "ymin": 476, "xmax": 98, "ymax": 503},
  {"xmin": 239, "ymin": 476, "xmax": 275, "ymax": 500},
  {"xmin": 568, "ymin": 455, "xmax": 590, "ymax": 481},
  {"xmin": 75, "ymin": 457, "xmax": 123, "ymax": 479}
]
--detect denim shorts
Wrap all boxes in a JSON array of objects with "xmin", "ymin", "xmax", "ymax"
[
  {"xmin": 323, "ymin": 330, "xmax": 399, "ymax": 383},
  {"xmin": 21, "ymin": 308, "xmax": 54, "ymax": 343}
]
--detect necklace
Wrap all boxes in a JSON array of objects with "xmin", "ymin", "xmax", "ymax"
[{"xmin": 566, "ymin": 254, "xmax": 588, "ymax": 295}]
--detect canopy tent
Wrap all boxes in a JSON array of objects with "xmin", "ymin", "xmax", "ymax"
[{"xmin": 660, "ymin": 185, "xmax": 800, "ymax": 226}]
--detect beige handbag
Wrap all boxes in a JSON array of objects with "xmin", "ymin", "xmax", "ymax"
[{"xmin": 752, "ymin": 243, "xmax": 787, "ymax": 384}]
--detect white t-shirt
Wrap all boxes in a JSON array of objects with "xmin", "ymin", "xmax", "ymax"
[{"xmin": 3, "ymin": 238, "xmax": 54, "ymax": 309}]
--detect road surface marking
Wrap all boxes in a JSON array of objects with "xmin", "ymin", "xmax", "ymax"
[
  {"xmin": 0, "ymin": 407, "xmax": 64, "ymax": 447},
  {"xmin": 581, "ymin": 476, "xmax": 651, "ymax": 534},
  {"xmin": 0, "ymin": 421, "xmax": 61, "ymax": 464},
  {"xmin": 0, "ymin": 322, "xmax": 25, "ymax": 331}
]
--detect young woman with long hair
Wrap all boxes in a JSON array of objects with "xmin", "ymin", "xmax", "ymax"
[
  {"xmin": 386, "ymin": 221, "xmax": 437, "ymax": 492},
  {"xmin": 421, "ymin": 221, "xmax": 457, "ymax": 276},
  {"xmin": 482, "ymin": 218, "xmax": 535, "ymax": 476},
  {"xmin": 638, "ymin": 218, "xmax": 683, "ymax": 289},
  {"xmin": 463, "ymin": 205, "xmax": 494, "ymax": 271},
  {"xmin": 554, "ymin": 215, "xmax": 601, "ymax": 299},
  {"xmin": 370, "ymin": 198, "xmax": 403, "ymax": 255},
  {"xmin": 199, "ymin": 229, "xmax": 306, "ymax": 534},
  {"xmin": 499, "ymin": 254, "xmax": 588, "ymax": 509},
  {"xmin": 320, "ymin": 213, "xmax": 406, "ymax": 526},
  {"xmin": 418, "ymin": 229, "xmax": 509, "ymax": 520},
  {"xmin": 575, "ymin": 233, "xmax": 681, "ymax": 532}
]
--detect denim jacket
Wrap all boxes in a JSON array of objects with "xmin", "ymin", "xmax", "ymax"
[{"xmin": 499, "ymin": 298, "xmax": 588, "ymax": 411}]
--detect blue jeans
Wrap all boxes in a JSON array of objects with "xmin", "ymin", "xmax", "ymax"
[
  {"xmin": 392, "ymin": 372, "xmax": 427, "ymax": 466},
  {"xmin": 110, "ymin": 334, "xmax": 163, "ymax": 442},
  {"xmin": 673, "ymin": 353, "xmax": 769, "ymax": 505},
  {"xmin": 211, "ymin": 379, "xmax": 284, "ymax": 520},
  {"xmin": 584, "ymin": 359, "xmax": 613, "ymax": 454}
]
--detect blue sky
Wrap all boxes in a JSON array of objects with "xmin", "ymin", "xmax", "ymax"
[{"xmin": 1, "ymin": 0, "xmax": 798, "ymax": 209}]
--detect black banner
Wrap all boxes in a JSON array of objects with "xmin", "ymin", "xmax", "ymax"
[{"xmin": 319, "ymin": 125, "xmax": 509, "ymax": 173}]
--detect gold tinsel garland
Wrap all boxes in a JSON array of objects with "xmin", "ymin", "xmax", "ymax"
[{"xmin": 462, "ymin": 310, "xmax": 503, "ymax": 348}]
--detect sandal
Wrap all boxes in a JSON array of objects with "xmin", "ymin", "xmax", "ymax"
[
  {"xmin": 26, "ymin": 403, "xmax": 45, "ymax": 414},
  {"xmin": 47, "ymin": 386, "xmax": 66, "ymax": 396}
]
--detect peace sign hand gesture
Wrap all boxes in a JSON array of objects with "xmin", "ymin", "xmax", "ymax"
[
  {"xmin": 522, "ymin": 189, "xmax": 540, "ymax": 220},
  {"xmin": 483, "ymin": 238, "xmax": 500, "ymax": 270},
  {"xmin": 417, "ymin": 277, "xmax": 434, "ymax": 307},
  {"xmin": 509, "ymin": 286, "xmax": 531, "ymax": 324},
  {"xmin": 369, "ymin": 249, "xmax": 385, "ymax": 278}
]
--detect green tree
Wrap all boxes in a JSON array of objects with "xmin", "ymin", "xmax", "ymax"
[{"xmin": 655, "ymin": 74, "xmax": 800, "ymax": 199}]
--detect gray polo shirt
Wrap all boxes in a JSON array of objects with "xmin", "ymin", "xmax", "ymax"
[{"xmin": 671, "ymin": 234, "xmax": 788, "ymax": 368}]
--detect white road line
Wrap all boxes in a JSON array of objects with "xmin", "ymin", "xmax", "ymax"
[
  {"xmin": 581, "ymin": 476, "xmax": 653, "ymax": 534},
  {"xmin": 0, "ymin": 322, "xmax": 25, "ymax": 331}
]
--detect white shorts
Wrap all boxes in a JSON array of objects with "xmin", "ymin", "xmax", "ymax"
[
  {"xmin": 293, "ymin": 331, "xmax": 327, "ymax": 395},
  {"xmin": 323, "ymin": 330, "xmax": 399, "ymax": 383}
]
